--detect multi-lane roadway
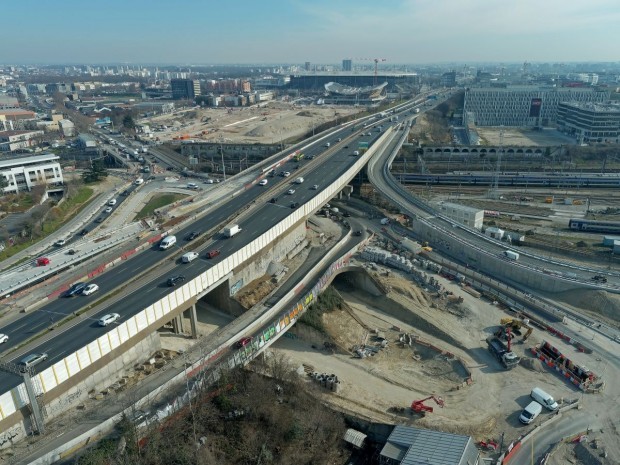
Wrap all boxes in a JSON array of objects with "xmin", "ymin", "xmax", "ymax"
[{"xmin": 0, "ymin": 120, "xmax": 394, "ymax": 392}]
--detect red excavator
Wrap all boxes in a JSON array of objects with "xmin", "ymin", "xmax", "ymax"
[{"xmin": 411, "ymin": 395, "xmax": 445, "ymax": 414}]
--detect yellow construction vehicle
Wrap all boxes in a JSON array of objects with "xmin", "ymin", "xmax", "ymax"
[{"xmin": 499, "ymin": 317, "xmax": 533, "ymax": 340}]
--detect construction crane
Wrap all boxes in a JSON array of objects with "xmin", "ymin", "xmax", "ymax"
[
  {"xmin": 411, "ymin": 395, "xmax": 445, "ymax": 414},
  {"xmin": 356, "ymin": 57, "xmax": 387, "ymax": 85}
]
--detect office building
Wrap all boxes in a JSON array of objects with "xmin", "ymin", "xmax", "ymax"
[
  {"xmin": 557, "ymin": 101, "xmax": 620, "ymax": 144},
  {"xmin": 342, "ymin": 59, "xmax": 352, "ymax": 72},
  {"xmin": 0, "ymin": 154, "xmax": 64, "ymax": 194},
  {"xmin": 171, "ymin": 79, "xmax": 201, "ymax": 100},
  {"xmin": 77, "ymin": 133, "xmax": 98, "ymax": 151},
  {"xmin": 463, "ymin": 86, "xmax": 609, "ymax": 127},
  {"xmin": 304, "ymin": 61, "xmax": 311, "ymax": 71},
  {"xmin": 441, "ymin": 71, "xmax": 456, "ymax": 87}
]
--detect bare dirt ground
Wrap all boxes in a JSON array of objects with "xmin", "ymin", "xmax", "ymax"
[
  {"xmin": 272, "ymin": 264, "xmax": 581, "ymax": 442},
  {"xmin": 143, "ymin": 102, "xmax": 361, "ymax": 145},
  {"xmin": 476, "ymin": 127, "xmax": 576, "ymax": 146}
]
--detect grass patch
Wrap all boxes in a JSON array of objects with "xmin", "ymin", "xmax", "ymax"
[
  {"xmin": 299, "ymin": 286, "xmax": 343, "ymax": 333},
  {"xmin": 0, "ymin": 187, "xmax": 95, "ymax": 263},
  {"xmin": 135, "ymin": 193, "xmax": 187, "ymax": 220}
]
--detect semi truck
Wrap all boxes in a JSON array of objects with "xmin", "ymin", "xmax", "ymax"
[
  {"xmin": 223, "ymin": 224, "xmax": 241, "ymax": 238},
  {"xmin": 503, "ymin": 250, "xmax": 519, "ymax": 260},
  {"xmin": 486, "ymin": 336, "xmax": 520, "ymax": 369}
]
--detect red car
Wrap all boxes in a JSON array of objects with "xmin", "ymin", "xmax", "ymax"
[
  {"xmin": 36, "ymin": 257, "xmax": 50, "ymax": 266},
  {"xmin": 206, "ymin": 249, "xmax": 220, "ymax": 259},
  {"xmin": 235, "ymin": 337, "xmax": 252, "ymax": 348}
]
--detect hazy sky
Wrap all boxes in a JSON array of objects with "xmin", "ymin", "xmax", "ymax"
[{"xmin": 3, "ymin": 0, "xmax": 619, "ymax": 64}]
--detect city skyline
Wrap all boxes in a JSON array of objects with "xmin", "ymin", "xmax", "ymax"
[{"xmin": 2, "ymin": 0, "xmax": 620, "ymax": 65}]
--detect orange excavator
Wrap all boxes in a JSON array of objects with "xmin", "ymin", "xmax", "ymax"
[{"xmin": 411, "ymin": 395, "xmax": 445, "ymax": 414}]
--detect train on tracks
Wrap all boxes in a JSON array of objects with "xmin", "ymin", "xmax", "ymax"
[
  {"xmin": 568, "ymin": 218, "xmax": 620, "ymax": 234},
  {"xmin": 400, "ymin": 173, "xmax": 620, "ymax": 188}
]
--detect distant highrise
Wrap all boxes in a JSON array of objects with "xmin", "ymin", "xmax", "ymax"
[
  {"xmin": 342, "ymin": 59, "xmax": 352, "ymax": 72},
  {"xmin": 304, "ymin": 61, "xmax": 311, "ymax": 71},
  {"xmin": 171, "ymin": 79, "xmax": 201, "ymax": 100}
]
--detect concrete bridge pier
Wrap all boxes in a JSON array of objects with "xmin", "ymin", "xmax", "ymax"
[
  {"xmin": 188, "ymin": 303, "xmax": 198, "ymax": 339},
  {"xmin": 171, "ymin": 315, "xmax": 184, "ymax": 334}
]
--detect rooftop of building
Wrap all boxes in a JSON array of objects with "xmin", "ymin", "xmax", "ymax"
[
  {"xmin": 380, "ymin": 425, "xmax": 477, "ymax": 465},
  {"xmin": 290, "ymin": 72, "xmax": 418, "ymax": 77},
  {"xmin": 0, "ymin": 108, "xmax": 36, "ymax": 115},
  {"xmin": 467, "ymin": 85, "xmax": 606, "ymax": 92},
  {"xmin": 559, "ymin": 101, "xmax": 620, "ymax": 113},
  {"xmin": 0, "ymin": 130, "xmax": 43, "ymax": 137},
  {"xmin": 0, "ymin": 153, "xmax": 59, "ymax": 169}
]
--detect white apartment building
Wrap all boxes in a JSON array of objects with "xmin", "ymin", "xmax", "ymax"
[
  {"xmin": 463, "ymin": 86, "xmax": 609, "ymax": 127},
  {"xmin": 0, "ymin": 154, "xmax": 64, "ymax": 194}
]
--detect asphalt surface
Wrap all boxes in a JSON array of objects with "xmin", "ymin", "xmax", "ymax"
[{"xmin": 0, "ymin": 121, "xmax": 390, "ymax": 392}]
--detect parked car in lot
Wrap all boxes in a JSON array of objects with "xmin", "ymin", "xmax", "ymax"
[
  {"xmin": 0, "ymin": 334, "xmax": 8, "ymax": 344},
  {"xmin": 82, "ymin": 283, "xmax": 99, "ymax": 296},
  {"xmin": 235, "ymin": 337, "xmax": 252, "ymax": 348},
  {"xmin": 167, "ymin": 275, "xmax": 186, "ymax": 286},
  {"xmin": 206, "ymin": 249, "xmax": 220, "ymax": 259},
  {"xmin": 98, "ymin": 313, "xmax": 120, "ymax": 327},
  {"xmin": 18, "ymin": 352, "xmax": 48, "ymax": 371}
]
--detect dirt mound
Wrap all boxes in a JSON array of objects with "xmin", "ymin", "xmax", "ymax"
[
  {"xmin": 296, "ymin": 111, "xmax": 315, "ymax": 118},
  {"xmin": 553, "ymin": 289, "xmax": 620, "ymax": 326}
]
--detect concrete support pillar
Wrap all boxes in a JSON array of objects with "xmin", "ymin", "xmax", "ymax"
[
  {"xmin": 188, "ymin": 303, "xmax": 198, "ymax": 339},
  {"xmin": 172, "ymin": 315, "xmax": 184, "ymax": 334}
]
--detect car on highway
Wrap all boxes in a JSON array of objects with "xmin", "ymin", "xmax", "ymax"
[
  {"xmin": 65, "ymin": 282, "xmax": 87, "ymax": 297},
  {"xmin": 312, "ymin": 184, "xmax": 319, "ymax": 190},
  {"xmin": 343, "ymin": 212, "xmax": 351, "ymax": 217},
  {"xmin": 18, "ymin": 352, "xmax": 48, "ymax": 371},
  {"xmin": 592, "ymin": 275, "xmax": 607, "ymax": 283},
  {"xmin": 283, "ymin": 171, "xmax": 291, "ymax": 177},
  {"xmin": 80, "ymin": 228, "xmax": 89, "ymax": 236},
  {"xmin": 0, "ymin": 334, "xmax": 8, "ymax": 344},
  {"xmin": 54, "ymin": 239, "xmax": 66, "ymax": 247},
  {"xmin": 354, "ymin": 230, "xmax": 362, "ymax": 236},
  {"xmin": 235, "ymin": 337, "xmax": 252, "ymax": 348},
  {"xmin": 82, "ymin": 283, "xmax": 99, "ymax": 296},
  {"xmin": 185, "ymin": 231, "xmax": 200, "ymax": 241},
  {"xmin": 108, "ymin": 199, "xmax": 117, "ymax": 206},
  {"xmin": 287, "ymin": 189, "xmax": 295, "ymax": 195},
  {"xmin": 206, "ymin": 249, "xmax": 220, "ymax": 259},
  {"xmin": 290, "ymin": 202, "xmax": 299, "ymax": 209},
  {"xmin": 344, "ymin": 145, "xmax": 349, "ymax": 148},
  {"xmin": 167, "ymin": 275, "xmax": 186, "ymax": 286},
  {"xmin": 269, "ymin": 197, "xmax": 278, "ymax": 203},
  {"xmin": 104, "ymin": 207, "xmax": 113, "ymax": 213},
  {"xmin": 95, "ymin": 217, "xmax": 105, "ymax": 223},
  {"xmin": 98, "ymin": 313, "xmax": 120, "ymax": 327},
  {"xmin": 67, "ymin": 249, "xmax": 77, "ymax": 255},
  {"xmin": 259, "ymin": 179, "xmax": 268, "ymax": 186},
  {"xmin": 121, "ymin": 190, "xmax": 130, "ymax": 196}
]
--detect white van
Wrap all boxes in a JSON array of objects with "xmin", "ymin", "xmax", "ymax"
[
  {"xmin": 159, "ymin": 235, "xmax": 177, "ymax": 250},
  {"xmin": 134, "ymin": 178, "xmax": 144, "ymax": 185},
  {"xmin": 531, "ymin": 387, "xmax": 558, "ymax": 411},
  {"xmin": 108, "ymin": 199, "xmax": 117, "ymax": 206},
  {"xmin": 181, "ymin": 251, "xmax": 199, "ymax": 263},
  {"xmin": 519, "ymin": 401, "xmax": 543, "ymax": 424}
]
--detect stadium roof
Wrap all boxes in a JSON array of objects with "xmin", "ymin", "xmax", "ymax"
[{"xmin": 324, "ymin": 81, "xmax": 387, "ymax": 96}]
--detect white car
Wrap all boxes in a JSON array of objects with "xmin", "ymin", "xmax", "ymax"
[
  {"xmin": 98, "ymin": 313, "xmax": 120, "ymax": 327},
  {"xmin": 259, "ymin": 179, "xmax": 268, "ymax": 186},
  {"xmin": 104, "ymin": 207, "xmax": 113, "ymax": 213},
  {"xmin": 82, "ymin": 283, "xmax": 99, "ymax": 296},
  {"xmin": 287, "ymin": 189, "xmax": 296, "ymax": 195},
  {"xmin": 283, "ymin": 171, "xmax": 291, "ymax": 177},
  {"xmin": 0, "ymin": 334, "xmax": 8, "ymax": 344},
  {"xmin": 54, "ymin": 239, "xmax": 66, "ymax": 247},
  {"xmin": 312, "ymin": 184, "xmax": 319, "ymax": 190}
]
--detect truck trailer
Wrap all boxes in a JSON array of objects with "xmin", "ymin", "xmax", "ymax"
[
  {"xmin": 486, "ymin": 336, "xmax": 520, "ymax": 369},
  {"xmin": 223, "ymin": 224, "xmax": 242, "ymax": 238},
  {"xmin": 503, "ymin": 250, "xmax": 519, "ymax": 260}
]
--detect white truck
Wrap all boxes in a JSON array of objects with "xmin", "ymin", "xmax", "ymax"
[
  {"xmin": 503, "ymin": 250, "xmax": 519, "ymax": 260},
  {"xmin": 294, "ymin": 177, "xmax": 304, "ymax": 184},
  {"xmin": 223, "ymin": 224, "xmax": 241, "ymax": 238}
]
